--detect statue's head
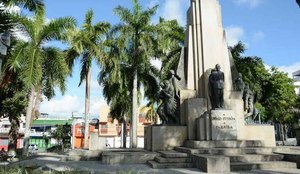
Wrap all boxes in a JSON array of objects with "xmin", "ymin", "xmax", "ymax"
[{"xmin": 215, "ymin": 64, "xmax": 221, "ymax": 71}]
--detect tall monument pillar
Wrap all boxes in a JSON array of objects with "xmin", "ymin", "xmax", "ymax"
[{"xmin": 185, "ymin": 0, "xmax": 234, "ymax": 107}]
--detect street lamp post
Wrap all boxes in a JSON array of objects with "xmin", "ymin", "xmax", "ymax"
[{"xmin": 0, "ymin": 32, "xmax": 11, "ymax": 73}]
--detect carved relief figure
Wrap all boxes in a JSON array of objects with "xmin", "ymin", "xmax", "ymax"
[
  {"xmin": 157, "ymin": 70, "xmax": 181, "ymax": 124},
  {"xmin": 243, "ymin": 84, "xmax": 254, "ymax": 120},
  {"xmin": 234, "ymin": 73, "xmax": 245, "ymax": 91}
]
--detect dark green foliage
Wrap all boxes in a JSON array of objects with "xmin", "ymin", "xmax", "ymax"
[
  {"xmin": 263, "ymin": 68, "xmax": 297, "ymax": 123},
  {"xmin": 1, "ymin": 0, "xmax": 44, "ymax": 12},
  {"xmin": 99, "ymin": 0, "xmax": 160, "ymax": 123},
  {"xmin": 297, "ymin": 0, "xmax": 300, "ymax": 7},
  {"xmin": 0, "ymin": 73, "xmax": 27, "ymax": 151},
  {"xmin": 230, "ymin": 42, "xmax": 297, "ymax": 124},
  {"xmin": 51, "ymin": 124, "xmax": 71, "ymax": 151}
]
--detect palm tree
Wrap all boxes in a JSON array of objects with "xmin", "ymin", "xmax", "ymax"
[
  {"xmin": 0, "ymin": 0, "xmax": 44, "ymax": 32},
  {"xmin": 5, "ymin": 8, "xmax": 75, "ymax": 156},
  {"xmin": 1, "ymin": 0, "xmax": 44, "ymax": 12},
  {"xmin": 98, "ymin": 32, "xmax": 131, "ymax": 147},
  {"xmin": 140, "ymin": 18, "xmax": 184, "ymax": 124},
  {"xmin": 66, "ymin": 10, "xmax": 110, "ymax": 149},
  {"xmin": 103, "ymin": 0, "xmax": 159, "ymax": 148}
]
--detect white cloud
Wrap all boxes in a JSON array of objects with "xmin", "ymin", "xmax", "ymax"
[
  {"xmin": 232, "ymin": 0, "xmax": 265, "ymax": 8},
  {"xmin": 277, "ymin": 62, "xmax": 300, "ymax": 78},
  {"xmin": 162, "ymin": 0, "xmax": 187, "ymax": 26},
  {"xmin": 225, "ymin": 26, "xmax": 245, "ymax": 47},
  {"xmin": 90, "ymin": 78, "xmax": 101, "ymax": 91},
  {"xmin": 40, "ymin": 95, "xmax": 82, "ymax": 118},
  {"xmin": 40, "ymin": 94, "xmax": 107, "ymax": 119},
  {"xmin": 90, "ymin": 100, "xmax": 107, "ymax": 118},
  {"xmin": 252, "ymin": 31, "xmax": 265, "ymax": 42},
  {"xmin": 150, "ymin": 58, "xmax": 162, "ymax": 70}
]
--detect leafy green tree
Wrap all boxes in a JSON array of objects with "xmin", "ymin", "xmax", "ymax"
[
  {"xmin": 230, "ymin": 42, "xmax": 269, "ymax": 102},
  {"xmin": 110, "ymin": 0, "xmax": 160, "ymax": 148},
  {"xmin": 141, "ymin": 18, "xmax": 184, "ymax": 123},
  {"xmin": 51, "ymin": 124, "xmax": 71, "ymax": 152},
  {"xmin": 99, "ymin": 32, "xmax": 133, "ymax": 147},
  {"xmin": 43, "ymin": 134, "xmax": 49, "ymax": 152},
  {"xmin": 263, "ymin": 68, "xmax": 296, "ymax": 144},
  {"xmin": 1, "ymin": 0, "xmax": 44, "ymax": 12},
  {"xmin": 155, "ymin": 18, "xmax": 184, "ymax": 79},
  {"xmin": 4, "ymin": 8, "xmax": 75, "ymax": 155},
  {"xmin": 0, "ymin": 74, "xmax": 27, "ymax": 154},
  {"xmin": 230, "ymin": 42, "xmax": 298, "ymax": 144},
  {"xmin": 0, "ymin": 0, "xmax": 44, "ymax": 33},
  {"xmin": 66, "ymin": 9, "xmax": 110, "ymax": 149},
  {"xmin": 297, "ymin": 0, "xmax": 300, "ymax": 7}
]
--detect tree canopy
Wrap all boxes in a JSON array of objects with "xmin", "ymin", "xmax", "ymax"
[{"xmin": 230, "ymin": 42, "xmax": 297, "ymax": 124}]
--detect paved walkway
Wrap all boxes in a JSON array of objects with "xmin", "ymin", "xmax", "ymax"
[{"xmin": 6, "ymin": 155, "xmax": 300, "ymax": 174}]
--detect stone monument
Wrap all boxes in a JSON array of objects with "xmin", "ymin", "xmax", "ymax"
[
  {"xmin": 178, "ymin": 0, "xmax": 275, "ymax": 146},
  {"xmin": 145, "ymin": 0, "xmax": 276, "ymax": 152}
]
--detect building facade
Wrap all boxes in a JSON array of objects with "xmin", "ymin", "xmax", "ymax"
[
  {"xmin": 0, "ymin": 116, "xmax": 25, "ymax": 150},
  {"xmin": 30, "ymin": 118, "xmax": 73, "ymax": 149},
  {"xmin": 293, "ymin": 70, "xmax": 300, "ymax": 95}
]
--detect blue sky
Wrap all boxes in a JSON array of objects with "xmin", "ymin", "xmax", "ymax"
[{"xmin": 37, "ymin": 0, "xmax": 300, "ymax": 118}]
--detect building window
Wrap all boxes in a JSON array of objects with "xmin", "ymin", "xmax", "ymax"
[{"xmin": 101, "ymin": 124, "xmax": 108, "ymax": 129}]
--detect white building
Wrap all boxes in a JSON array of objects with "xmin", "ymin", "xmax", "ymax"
[{"xmin": 293, "ymin": 70, "xmax": 300, "ymax": 95}]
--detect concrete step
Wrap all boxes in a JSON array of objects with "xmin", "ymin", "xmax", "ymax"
[
  {"xmin": 175, "ymin": 147, "xmax": 274, "ymax": 155},
  {"xmin": 154, "ymin": 156, "xmax": 191, "ymax": 163},
  {"xmin": 148, "ymin": 160, "xmax": 193, "ymax": 169},
  {"xmin": 174, "ymin": 147, "xmax": 203, "ymax": 154},
  {"xmin": 185, "ymin": 140, "xmax": 264, "ymax": 149},
  {"xmin": 102, "ymin": 151, "xmax": 157, "ymax": 164},
  {"xmin": 229, "ymin": 154, "xmax": 284, "ymax": 162},
  {"xmin": 158, "ymin": 151, "xmax": 188, "ymax": 158},
  {"xmin": 231, "ymin": 161, "xmax": 297, "ymax": 171}
]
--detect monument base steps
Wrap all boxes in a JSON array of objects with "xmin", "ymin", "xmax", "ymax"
[
  {"xmin": 148, "ymin": 150, "xmax": 193, "ymax": 169},
  {"xmin": 102, "ymin": 150, "xmax": 157, "ymax": 165},
  {"xmin": 170, "ymin": 140, "xmax": 297, "ymax": 172},
  {"xmin": 230, "ymin": 161, "xmax": 297, "ymax": 171}
]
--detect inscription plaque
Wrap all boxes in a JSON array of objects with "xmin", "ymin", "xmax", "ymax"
[{"xmin": 211, "ymin": 110, "xmax": 237, "ymax": 140}]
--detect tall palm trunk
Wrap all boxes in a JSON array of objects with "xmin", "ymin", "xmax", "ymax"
[
  {"xmin": 84, "ymin": 66, "xmax": 91, "ymax": 149},
  {"xmin": 22, "ymin": 86, "xmax": 35, "ymax": 156},
  {"xmin": 122, "ymin": 118, "xmax": 127, "ymax": 148},
  {"xmin": 8, "ymin": 116, "xmax": 20, "ymax": 155},
  {"xmin": 131, "ymin": 69, "xmax": 138, "ymax": 148}
]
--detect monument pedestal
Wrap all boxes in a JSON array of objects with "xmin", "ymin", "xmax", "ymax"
[
  {"xmin": 144, "ymin": 125, "xmax": 187, "ymax": 152},
  {"xmin": 197, "ymin": 109, "xmax": 238, "ymax": 141},
  {"xmin": 211, "ymin": 110, "xmax": 238, "ymax": 140}
]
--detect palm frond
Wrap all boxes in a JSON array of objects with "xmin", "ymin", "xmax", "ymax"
[{"xmin": 40, "ymin": 16, "xmax": 76, "ymax": 44}]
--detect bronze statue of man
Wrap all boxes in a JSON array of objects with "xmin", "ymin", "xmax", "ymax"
[{"xmin": 209, "ymin": 64, "xmax": 225, "ymax": 109}]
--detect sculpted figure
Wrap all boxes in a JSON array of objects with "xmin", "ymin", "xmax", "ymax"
[
  {"xmin": 243, "ymin": 84, "xmax": 254, "ymax": 120},
  {"xmin": 234, "ymin": 73, "xmax": 245, "ymax": 91},
  {"xmin": 209, "ymin": 64, "xmax": 225, "ymax": 109},
  {"xmin": 157, "ymin": 70, "xmax": 181, "ymax": 124}
]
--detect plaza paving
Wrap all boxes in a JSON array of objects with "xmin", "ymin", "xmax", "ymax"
[{"xmin": 4, "ymin": 154, "xmax": 300, "ymax": 174}]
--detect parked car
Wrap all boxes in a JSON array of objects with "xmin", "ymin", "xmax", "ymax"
[{"xmin": 28, "ymin": 144, "xmax": 38, "ymax": 151}]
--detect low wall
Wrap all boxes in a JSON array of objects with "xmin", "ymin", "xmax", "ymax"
[
  {"xmin": 89, "ymin": 132, "xmax": 106, "ymax": 150},
  {"xmin": 145, "ymin": 125, "xmax": 187, "ymax": 151},
  {"xmin": 243, "ymin": 125, "xmax": 276, "ymax": 147}
]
